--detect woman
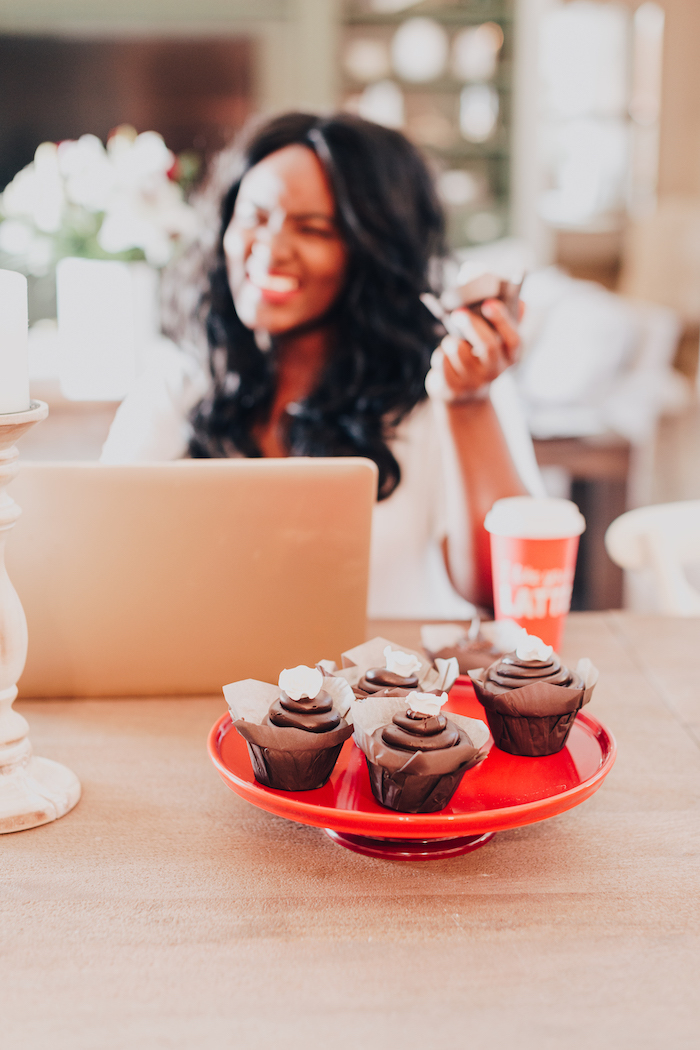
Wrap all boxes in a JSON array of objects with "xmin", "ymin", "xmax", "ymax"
[{"xmin": 101, "ymin": 112, "xmax": 542, "ymax": 617}]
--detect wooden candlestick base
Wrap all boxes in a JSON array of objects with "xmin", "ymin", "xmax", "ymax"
[{"xmin": 0, "ymin": 401, "xmax": 81, "ymax": 833}]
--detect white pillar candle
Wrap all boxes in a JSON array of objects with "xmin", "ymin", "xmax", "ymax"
[{"xmin": 0, "ymin": 269, "xmax": 30, "ymax": 414}]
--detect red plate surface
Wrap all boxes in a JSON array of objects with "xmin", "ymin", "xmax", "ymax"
[{"xmin": 208, "ymin": 679, "xmax": 616, "ymax": 840}]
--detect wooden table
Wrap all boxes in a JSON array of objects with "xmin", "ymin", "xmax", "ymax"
[
  {"xmin": 21, "ymin": 381, "xmax": 119, "ymax": 462},
  {"xmin": 3, "ymin": 614, "xmax": 699, "ymax": 1049}
]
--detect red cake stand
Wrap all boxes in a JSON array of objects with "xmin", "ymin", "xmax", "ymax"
[{"xmin": 208, "ymin": 679, "xmax": 616, "ymax": 861}]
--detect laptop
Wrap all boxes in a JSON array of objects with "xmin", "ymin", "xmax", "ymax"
[{"xmin": 6, "ymin": 458, "xmax": 377, "ymax": 698}]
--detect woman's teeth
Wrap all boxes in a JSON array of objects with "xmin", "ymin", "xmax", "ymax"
[{"xmin": 250, "ymin": 272, "xmax": 299, "ymax": 293}]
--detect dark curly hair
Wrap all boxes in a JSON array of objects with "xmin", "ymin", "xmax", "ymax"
[{"xmin": 188, "ymin": 112, "xmax": 446, "ymax": 499}]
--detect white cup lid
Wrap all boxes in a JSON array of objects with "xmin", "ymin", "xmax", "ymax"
[{"xmin": 484, "ymin": 497, "xmax": 586, "ymax": 539}]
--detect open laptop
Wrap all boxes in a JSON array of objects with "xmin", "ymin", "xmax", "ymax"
[{"xmin": 6, "ymin": 458, "xmax": 377, "ymax": 698}]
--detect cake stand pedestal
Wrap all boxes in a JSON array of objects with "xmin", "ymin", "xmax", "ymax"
[
  {"xmin": 0, "ymin": 401, "xmax": 81, "ymax": 833},
  {"xmin": 323, "ymin": 829, "xmax": 495, "ymax": 860}
]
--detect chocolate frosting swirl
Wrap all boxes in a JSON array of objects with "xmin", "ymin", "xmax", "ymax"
[
  {"xmin": 358, "ymin": 667, "xmax": 420, "ymax": 693},
  {"xmin": 381, "ymin": 709, "xmax": 460, "ymax": 752},
  {"xmin": 268, "ymin": 688, "xmax": 341, "ymax": 733},
  {"xmin": 484, "ymin": 651, "xmax": 575, "ymax": 695}
]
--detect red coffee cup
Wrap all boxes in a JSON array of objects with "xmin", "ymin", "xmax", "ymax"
[{"xmin": 484, "ymin": 497, "xmax": 586, "ymax": 652}]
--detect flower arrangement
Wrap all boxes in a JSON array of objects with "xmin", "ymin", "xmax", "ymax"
[{"xmin": 0, "ymin": 126, "xmax": 198, "ymax": 276}]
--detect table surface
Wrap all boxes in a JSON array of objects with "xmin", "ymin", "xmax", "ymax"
[{"xmin": 4, "ymin": 613, "xmax": 700, "ymax": 1050}]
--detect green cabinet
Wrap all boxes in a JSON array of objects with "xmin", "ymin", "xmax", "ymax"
[{"xmin": 341, "ymin": 0, "xmax": 514, "ymax": 249}]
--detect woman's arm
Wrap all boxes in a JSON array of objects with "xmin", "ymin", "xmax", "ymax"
[
  {"xmin": 100, "ymin": 341, "xmax": 209, "ymax": 463},
  {"xmin": 431, "ymin": 298, "xmax": 529, "ymax": 608}
]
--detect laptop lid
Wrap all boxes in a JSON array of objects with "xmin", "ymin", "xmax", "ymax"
[{"xmin": 6, "ymin": 458, "xmax": 377, "ymax": 698}]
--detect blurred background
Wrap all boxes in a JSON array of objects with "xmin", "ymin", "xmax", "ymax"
[{"xmin": 1, "ymin": 0, "xmax": 699, "ymax": 612}]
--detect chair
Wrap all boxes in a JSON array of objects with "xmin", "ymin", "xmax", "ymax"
[{"xmin": 605, "ymin": 501, "xmax": 700, "ymax": 615}]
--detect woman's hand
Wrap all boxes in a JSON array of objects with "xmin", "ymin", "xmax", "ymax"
[{"xmin": 428, "ymin": 298, "xmax": 523, "ymax": 403}]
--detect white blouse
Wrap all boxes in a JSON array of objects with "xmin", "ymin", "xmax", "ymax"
[{"xmin": 101, "ymin": 341, "xmax": 544, "ymax": 619}]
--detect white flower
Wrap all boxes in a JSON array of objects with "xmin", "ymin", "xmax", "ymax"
[
  {"xmin": 98, "ymin": 162, "xmax": 197, "ymax": 266},
  {"xmin": 0, "ymin": 219, "xmax": 34, "ymax": 256},
  {"xmin": 406, "ymin": 691, "xmax": 449, "ymax": 718},
  {"xmin": 383, "ymin": 646, "xmax": 422, "ymax": 678},
  {"xmin": 515, "ymin": 635, "xmax": 553, "ymax": 662},
  {"xmin": 0, "ymin": 126, "xmax": 197, "ymax": 271},
  {"xmin": 59, "ymin": 135, "xmax": 115, "ymax": 212},
  {"xmin": 109, "ymin": 129, "xmax": 173, "ymax": 187},
  {"xmin": 98, "ymin": 202, "xmax": 173, "ymax": 267},
  {"xmin": 3, "ymin": 142, "xmax": 64, "ymax": 233},
  {"xmin": 278, "ymin": 665, "xmax": 323, "ymax": 701}
]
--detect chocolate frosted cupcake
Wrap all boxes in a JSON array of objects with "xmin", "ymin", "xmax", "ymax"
[
  {"xmin": 353, "ymin": 691, "xmax": 487, "ymax": 813},
  {"xmin": 469, "ymin": 635, "xmax": 598, "ymax": 757},
  {"xmin": 227, "ymin": 666, "xmax": 353, "ymax": 791},
  {"xmin": 338, "ymin": 635, "xmax": 460, "ymax": 703},
  {"xmin": 355, "ymin": 645, "xmax": 422, "ymax": 698}
]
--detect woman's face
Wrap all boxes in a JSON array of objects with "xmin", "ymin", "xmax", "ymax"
[{"xmin": 224, "ymin": 144, "xmax": 349, "ymax": 336}]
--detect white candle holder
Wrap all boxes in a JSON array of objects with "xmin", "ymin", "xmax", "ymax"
[{"xmin": 0, "ymin": 400, "xmax": 80, "ymax": 833}]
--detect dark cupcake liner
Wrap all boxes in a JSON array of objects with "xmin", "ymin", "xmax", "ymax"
[
  {"xmin": 365, "ymin": 757, "xmax": 472, "ymax": 813},
  {"xmin": 469, "ymin": 661, "xmax": 595, "ymax": 757},
  {"xmin": 482, "ymin": 708, "xmax": 578, "ymax": 757},
  {"xmin": 246, "ymin": 741, "xmax": 345, "ymax": 791}
]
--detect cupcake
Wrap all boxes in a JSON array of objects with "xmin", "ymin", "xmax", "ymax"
[
  {"xmin": 356, "ymin": 645, "xmax": 422, "ymax": 696},
  {"xmin": 421, "ymin": 619, "xmax": 527, "ymax": 675},
  {"xmin": 469, "ymin": 635, "xmax": 598, "ymax": 757},
  {"xmin": 224, "ymin": 665, "xmax": 354, "ymax": 791},
  {"xmin": 339, "ymin": 637, "xmax": 459, "ymax": 699},
  {"xmin": 352, "ymin": 690, "xmax": 489, "ymax": 813}
]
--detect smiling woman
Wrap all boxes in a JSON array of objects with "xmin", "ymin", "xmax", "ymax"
[
  {"xmin": 220, "ymin": 144, "xmax": 349, "ymax": 457},
  {"xmin": 101, "ymin": 112, "xmax": 543, "ymax": 617},
  {"xmin": 225, "ymin": 145, "xmax": 348, "ymax": 331},
  {"xmin": 188, "ymin": 113, "xmax": 447, "ymax": 496}
]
